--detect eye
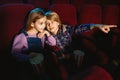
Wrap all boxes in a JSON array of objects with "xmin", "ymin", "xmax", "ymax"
[{"xmin": 40, "ymin": 22, "xmax": 43, "ymax": 25}]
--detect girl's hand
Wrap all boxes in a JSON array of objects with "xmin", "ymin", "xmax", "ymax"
[
  {"xmin": 98, "ymin": 25, "xmax": 117, "ymax": 33},
  {"xmin": 38, "ymin": 32, "xmax": 45, "ymax": 38},
  {"xmin": 38, "ymin": 30, "xmax": 51, "ymax": 38},
  {"xmin": 44, "ymin": 30, "xmax": 51, "ymax": 37}
]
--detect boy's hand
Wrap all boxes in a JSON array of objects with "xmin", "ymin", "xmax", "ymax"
[{"xmin": 99, "ymin": 25, "xmax": 117, "ymax": 33}]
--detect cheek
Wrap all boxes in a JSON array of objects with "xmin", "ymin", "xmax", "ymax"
[{"xmin": 53, "ymin": 25, "xmax": 58, "ymax": 30}]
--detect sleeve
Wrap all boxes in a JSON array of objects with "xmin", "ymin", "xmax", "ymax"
[
  {"xmin": 62, "ymin": 24, "xmax": 91, "ymax": 36},
  {"xmin": 45, "ymin": 35, "xmax": 56, "ymax": 46},
  {"xmin": 74, "ymin": 24, "xmax": 91, "ymax": 34},
  {"xmin": 90, "ymin": 24, "xmax": 105, "ymax": 27},
  {"xmin": 64, "ymin": 24, "xmax": 75, "ymax": 36},
  {"xmin": 11, "ymin": 33, "xmax": 29, "ymax": 61}
]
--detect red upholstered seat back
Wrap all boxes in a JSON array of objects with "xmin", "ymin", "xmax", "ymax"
[
  {"xmin": 51, "ymin": 0, "xmax": 70, "ymax": 4},
  {"xmin": 0, "ymin": 0, "xmax": 23, "ymax": 5},
  {"xmin": 27, "ymin": 0, "xmax": 49, "ymax": 9},
  {"xmin": 78, "ymin": 4, "xmax": 102, "ymax": 24},
  {"xmin": 49, "ymin": 4, "xmax": 77, "ymax": 26},
  {"xmin": 103, "ymin": 5, "xmax": 120, "ymax": 25},
  {"xmin": 1, "ymin": 3, "xmax": 35, "ymax": 49},
  {"xmin": 70, "ymin": 66, "xmax": 113, "ymax": 80}
]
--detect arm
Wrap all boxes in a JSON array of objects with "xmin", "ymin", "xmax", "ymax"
[
  {"xmin": 74, "ymin": 24, "xmax": 117, "ymax": 34},
  {"xmin": 11, "ymin": 33, "xmax": 29, "ymax": 61},
  {"xmin": 46, "ymin": 35, "xmax": 56, "ymax": 46},
  {"xmin": 42, "ymin": 30, "xmax": 56, "ymax": 46},
  {"xmin": 90, "ymin": 24, "xmax": 117, "ymax": 33},
  {"xmin": 74, "ymin": 24, "xmax": 91, "ymax": 34}
]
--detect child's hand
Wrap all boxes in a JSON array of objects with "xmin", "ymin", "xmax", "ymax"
[
  {"xmin": 98, "ymin": 25, "xmax": 117, "ymax": 33},
  {"xmin": 44, "ymin": 30, "xmax": 51, "ymax": 37},
  {"xmin": 38, "ymin": 30, "xmax": 51, "ymax": 38},
  {"xmin": 38, "ymin": 31, "xmax": 45, "ymax": 38}
]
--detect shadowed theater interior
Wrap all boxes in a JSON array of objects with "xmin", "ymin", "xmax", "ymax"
[{"xmin": 0, "ymin": 0, "xmax": 120, "ymax": 80}]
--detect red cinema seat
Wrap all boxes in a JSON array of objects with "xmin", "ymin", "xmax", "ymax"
[
  {"xmin": 78, "ymin": 4, "xmax": 102, "ymax": 24},
  {"xmin": 103, "ymin": 5, "xmax": 120, "ymax": 25},
  {"xmin": 51, "ymin": 0, "xmax": 70, "ymax": 4},
  {"xmin": 70, "ymin": 66, "xmax": 113, "ymax": 80},
  {"xmin": 0, "ymin": 0, "xmax": 23, "ymax": 5},
  {"xmin": 102, "ymin": 5, "xmax": 120, "ymax": 61},
  {"xmin": 27, "ymin": 0, "xmax": 50, "ymax": 9},
  {"xmin": 71, "ymin": 0, "xmax": 85, "ymax": 13},
  {"xmin": 49, "ymin": 4, "xmax": 77, "ymax": 26},
  {"xmin": 1, "ymin": 3, "xmax": 35, "ymax": 50}
]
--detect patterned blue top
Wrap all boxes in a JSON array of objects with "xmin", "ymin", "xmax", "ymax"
[{"xmin": 51, "ymin": 24, "xmax": 92, "ymax": 51}]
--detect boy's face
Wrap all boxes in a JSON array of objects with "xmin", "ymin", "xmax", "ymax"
[
  {"xmin": 46, "ymin": 19, "xmax": 59, "ymax": 34},
  {"xmin": 32, "ymin": 16, "xmax": 47, "ymax": 33}
]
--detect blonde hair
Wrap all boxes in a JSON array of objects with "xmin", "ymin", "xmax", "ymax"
[
  {"xmin": 45, "ymin": 11, "xmax": 61, "ymax": 26},
  {"xmin": 25, "ymin": 8, "xmax": 45, "ymax": 31}
]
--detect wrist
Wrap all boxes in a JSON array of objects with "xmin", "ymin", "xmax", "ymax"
[{"xmin": 46, "ymin": 32, "xmax": 51, "ymax": 37}]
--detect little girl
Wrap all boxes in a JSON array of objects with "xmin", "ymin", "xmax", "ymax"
[
  {"xmin": 11, "ymin": 8, "xmax": 56, "ymax": 62},
  {"xmin": 11, "ymin": 8, "xmax": 56, "ymax": 80}
]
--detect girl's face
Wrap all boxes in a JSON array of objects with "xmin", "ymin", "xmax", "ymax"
[
  {"xmin": 46, "ymin": 19, "xmax": 59, "ymax": 34},
  {"xmin": 31, "ymin": 16, "xmax": 46, "ymax": 33}
]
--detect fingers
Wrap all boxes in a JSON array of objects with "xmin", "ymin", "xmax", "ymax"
[
  {"xmin": 107, "ymin": 25, "xmax": 117, "ymax": 28},
  {"xmin": 102, "ymin": 29, "xmax": 109, "ymax": 34},
  {"xmin": 101, "ymin": 27, "xmax": 110, "ymax": 34},
  {"xmin": 106, "ymin": 27, "xmax": 110, "ymax": 31},
  {"xmin": 99, "ymin": 25, "xmax": 117, "ymax": 34}
]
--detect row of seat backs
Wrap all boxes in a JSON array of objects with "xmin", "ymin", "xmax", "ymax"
[
  {"xmin": 0, "ymin": 3, "xmax": 120, "ymax": 51},
  {"xmin": 1, "ymin": 0, "xmax": 120, "ymax": 11},
  {"xmin": 0, "ymin": 4, "xmax": 35, "ymax": 51},
  {"xmin": 50, "ymin": 4, "xmax": 120, "ymax": 25}
]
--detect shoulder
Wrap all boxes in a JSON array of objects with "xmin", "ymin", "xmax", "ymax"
[
  {"xmin": 14, "ymin": 33, "xmax": 26, "ymax": 41},
  {"xmin": 62, "ymin": 24, "xmax": 73, "ymax": 32},
  {"xmin": 15, "ymin": 33, "xmax": 26, "ymax": 38}
]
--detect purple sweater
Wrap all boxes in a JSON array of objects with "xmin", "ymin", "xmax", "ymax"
[{"xmin": 11, "ymin": 33, "xmax": 56, "ymax": 61}]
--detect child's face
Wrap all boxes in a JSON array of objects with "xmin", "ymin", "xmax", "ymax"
[
  {"xmin": 32, "ymin": 16, "xmax": 46, "ymax": 33},
  {"xmin": 46, "ymin": 19, "xmax": 59, "ymax": 34}
]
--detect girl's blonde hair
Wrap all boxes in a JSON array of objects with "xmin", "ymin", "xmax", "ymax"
[
  {"xmin": 25, "ymin": 8, "xmax": 45, "ymax": 31},
  {"xmin": 45, "ymin": 11, "xmax": 61, "ymax": 26}
]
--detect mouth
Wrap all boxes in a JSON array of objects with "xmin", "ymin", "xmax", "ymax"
[{"xmin": 50, "ymin": 27, "xmax": 54, "ymax": 30}]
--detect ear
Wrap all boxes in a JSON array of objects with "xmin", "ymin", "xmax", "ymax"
[{"xmin": 31, "ymin": 23, "xmax": 34, "ymax": 27}]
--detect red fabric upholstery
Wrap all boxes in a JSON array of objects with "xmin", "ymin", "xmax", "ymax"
[
  {"xmin": 102, "ymin": 4, "xmax": 120, "ymax": 62},
  {"xmin": 70, "ymin": 66, "xmax": 113, "ymax": 80},
  {"xmin": 77, "ymin": 4, "xmax": 111, "ymax": 65},
  {"xmin": 49, "ymin": 4, "xmax": 77, "ymax": 26},
  {"xmin": 1, "ymin": 3, "xmax": 35, "ymax": 49},
  {"xmin": 79, "ymin": 29, "xmax": 109, "ymax": 64},
  {"xmin": 86, "ymin": 0, "xmax": 102, "ymax": 4},
  {"xmin": 109, "ymin": 28, "xmax": 120, "ymax": 49},
  {"xmin": 78, "ymin": 4, "xmax": 102, "ymax": 24},
  {"xmin": 103, "ymin": 5, "xmax": 120, "ymax": 25},
  {"xmin": 71, "ymin": 0, "xmax": 85, "ymax": 13},
  {"xmin": 0, "ymin": 0, "xmax": 23, "ymax": 5},
  {"xmin": 51, "ymin": 0, "xmax": 70, "ymax": 4},
  {"xmin": 81, "ymin": 66, "xmax": 113, "ymax": 80},
  {"xmin": 27, "ymin": 0, "xmax": 49, "ymax": 9}
]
